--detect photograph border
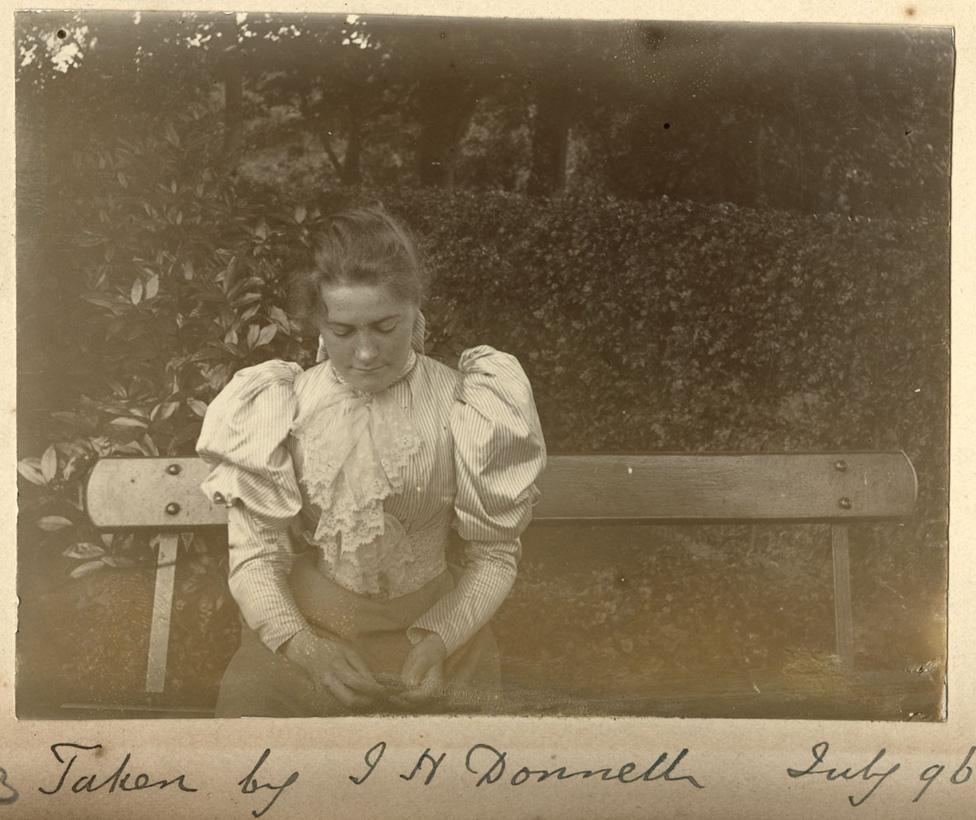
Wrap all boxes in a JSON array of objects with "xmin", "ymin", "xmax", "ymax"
[{"xmin": 2, "ymin": 1, "xmax": 972, "ymax": 817}]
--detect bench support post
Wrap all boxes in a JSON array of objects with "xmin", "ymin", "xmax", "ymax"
[
  {"xmin": 831, "ymin": 524, "xmax": 855, "ymax": 671},
  {"xmin": 146, "ymin": 534, "xmax": 179, "ymax": 694}
]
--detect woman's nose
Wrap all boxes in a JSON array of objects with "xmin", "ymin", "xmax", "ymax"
[{"xmin": 354, "ymin": 338, "xmax": 378, "ymax": 364}]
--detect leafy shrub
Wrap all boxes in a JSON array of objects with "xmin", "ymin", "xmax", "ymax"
[{"xmin": 19, "ymin": 108, "xmax": 317, "ymax": 574}]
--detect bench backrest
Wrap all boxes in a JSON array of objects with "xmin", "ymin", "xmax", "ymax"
[
  {"xmin": 85, "ymin": 451, "xmax": 918, "ymax": 688},
  {"xmin": 85, "ymin": 452, "xmax": 917, "ymax": 529}
]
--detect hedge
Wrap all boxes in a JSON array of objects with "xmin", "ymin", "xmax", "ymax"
[{"xmin": 390, "ymin": 187, "xmax": 949, "ymax": 517}]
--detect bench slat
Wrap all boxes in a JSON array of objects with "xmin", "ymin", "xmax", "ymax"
[
  {"xmin": 87, "ymin": 458, "xmax": 226, "ymax": 529},
  {"xmin": 534, "ymin": 452, "xmax": 917, "ymax": 521},
  {"xmin": 86, "ymin": 452, "xmax": 916, "ymax": 529}
]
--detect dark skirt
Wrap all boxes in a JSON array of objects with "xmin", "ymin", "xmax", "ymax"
[{"xmin": 215, "ymin": 555, "xmax": 501, "ymax": 717}]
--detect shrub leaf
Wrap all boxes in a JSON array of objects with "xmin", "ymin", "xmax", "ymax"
[
  {"xmin": 63, "ymin": 542, "xmax": 105, "ymax": 560},
  {"xmin": 38, "ymin": 515, "xmax": 74, "ymax": 531}
]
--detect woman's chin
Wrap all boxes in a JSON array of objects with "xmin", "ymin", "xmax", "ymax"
[{"xmin": 344, "ymin": 366, "xmax": 393, "ymax": 392}]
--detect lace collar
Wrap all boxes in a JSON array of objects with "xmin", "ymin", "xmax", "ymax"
[
  {"xmin": 293, "ymin": 350, "xmax": 422, "ymax": 559},
  {"xmin": 327, "ymin": 349, "xmax": 418, "ymax": 396}
]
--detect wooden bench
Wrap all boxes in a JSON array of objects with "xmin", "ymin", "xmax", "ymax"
[{"xmin": 85, "ymin": 451, "xmax": 917, "ymax": 696}]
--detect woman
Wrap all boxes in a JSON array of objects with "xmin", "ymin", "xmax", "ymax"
[{"xmin": 197, "ymin": 206, "xmax": 546, "ymax": 716}]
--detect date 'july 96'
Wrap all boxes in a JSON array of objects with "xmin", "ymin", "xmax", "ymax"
[{"xmin": 0, "ymin": 739, "xmax": 970, "ymax": 816}]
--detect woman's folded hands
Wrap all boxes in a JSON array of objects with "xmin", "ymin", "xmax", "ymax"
[
  {"xmin": 282, "ymin": 628, "xmax": 448, "ymax": 710},
  {"xmin": 398, "ymin": 631, "xmax": 448, "ymax": 704},
  {"xmin": 282, "ymin": 628, "xmax": 384, "ymax": 709}
]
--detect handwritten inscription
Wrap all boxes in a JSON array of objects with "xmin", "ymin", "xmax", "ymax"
[
  {"xmin": 914, "ymin": 745, "xmax": 974, "ymax": 803},
  {"xmin": 349, "ymin": 742, "xmax": 447, "ymax": 787},
  {"xmin": 0, "ymin": 768, "xmax": 18, "ymax": 805},
  {"xmin": 400, "ymin": 748, "xmax": 447, "ymax": 785},
  {"xmin": 38, "ymin": 743, "xmax": 198, "ymax": 796},
  {"xmin": 348, "ymin": 741, "xmax": 704, "ymax": 790},
  {"xmin": 6, "ymin": 738, "xmax": 967, "ymax": 814},
  {"xmin": 349, "ymin": 741, "xmax": 387, "ymax": 785},
  {"xmin": 788, "ymin": 741, "xmax": 975, "ymax": 806},
  {"xmin": 465, "ymin": 743, "xmax": 705, "ymax": 788},
  {"xmin": 787, "ymin": 741, "xmax": 899, "ymax": 806},
  {"xmin": 238, "ymin": 748, "xmax": 299, "ymax": 818}
]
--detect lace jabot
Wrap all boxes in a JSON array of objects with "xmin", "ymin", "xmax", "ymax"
[{"xmin": 292, "ymin": 351, "xmax": 422, "ymax": 581}]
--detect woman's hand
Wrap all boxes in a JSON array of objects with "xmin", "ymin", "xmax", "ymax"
[
  {"xmin": 282, "ymin": 629, "xmax": 384, "ymax": 709},
  {"xmin": 399, "ymin": 632, "xmax": 448, "ymax": 703}
]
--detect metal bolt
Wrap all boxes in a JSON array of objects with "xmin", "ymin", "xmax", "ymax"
[
  {"xmin": 834, "ymin": 460, "xmax": 848, "ymax": 472},
  {"xmin": 838, "ymin": 497, "xmax": 852, "ymax": 510},
  {"xmin": 165, "ymin": 502, "xmax": 181, "ymax": 516},
  {"xmin": 166, "ymin": 463, "xmax": 182, "ymax": 475}
]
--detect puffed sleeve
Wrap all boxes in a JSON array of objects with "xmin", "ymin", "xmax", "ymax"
[
  {"xmin": 197, "ymin": 360, "xmax": 310, "ymax": 652},
  {"xmin": 408, "ymin": 346, "xmax": 547, "ymax": 655}
]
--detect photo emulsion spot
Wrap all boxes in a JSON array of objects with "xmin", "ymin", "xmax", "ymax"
[{"xmin": 15, "ymin": 11, "xmax": 952, "ymax": 720}]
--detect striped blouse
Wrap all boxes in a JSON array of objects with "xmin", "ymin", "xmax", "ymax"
[{"xmin": 196, "ymin": 346, "xmax": 547, "ymax": 657}]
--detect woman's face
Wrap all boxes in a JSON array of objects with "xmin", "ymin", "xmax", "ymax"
[{"xmin": 317, "ymin": 281, "xmax": 417, "ymax": 393}]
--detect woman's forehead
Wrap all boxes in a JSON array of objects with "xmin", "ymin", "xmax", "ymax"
[{"xmin": 319, "ymin": 282, "xmax": 408, "ymax": 323}]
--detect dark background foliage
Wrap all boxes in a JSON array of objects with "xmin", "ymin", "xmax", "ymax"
[{"xmin": 15, "ymin": 11, "xmax": 951, "ymax": 717}]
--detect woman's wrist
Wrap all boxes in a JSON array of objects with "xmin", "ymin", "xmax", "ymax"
[
  {"xmin": 425, "ymin": 631, "xmax": 448, "ymax": 660},
  {"xmin": 409, "ymin": 627, "xmax": 448, "ymax": 656},
  {"xmin": 281, "ymin": 626, "xmax": 317, "ymax": 663}
]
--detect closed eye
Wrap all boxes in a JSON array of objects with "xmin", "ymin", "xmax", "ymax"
[{"xmin": 325, "ymin": 316, "xmax": 400, "ymax": 336}]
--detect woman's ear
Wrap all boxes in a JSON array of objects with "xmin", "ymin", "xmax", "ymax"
[{"xmin": 316, "ymin": 335, "xmax": 329, "ymax": 363}]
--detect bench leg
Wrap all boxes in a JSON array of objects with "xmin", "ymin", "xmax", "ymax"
[
  {"xmin": 146, "ymin": 533, "xmax": 179, "ymax": 694},
  {"xmin": 831, "ymin": 524, "xmax": 855, "ymax": 671}
]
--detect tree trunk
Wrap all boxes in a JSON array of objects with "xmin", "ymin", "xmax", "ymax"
[
  {"xmin": 222, "ymin": 59, "xmax": 243, "ymax": 167},
  {"xmin": 16, "ymin": 89, "xmax": 53, "ymax": 452},
  {"xmin": 296, "ymin": 83, "xmax": 344, "ymax": 176},
  {"xmin": 754, "ymin": 118, "xmax": 768, "ymax": 207},
  {"xmin": 220, "ymin": 20, "xmax": 244, "ymax": 171},
  {"xmin": 340, "ymin": 110, "xmax": 363, "ymax": 186},
  {"xmin": 528, "ymin": 81, "xmax": 573, "ymax": 196},
  {"xmin": 414, "ymin": 78, "xmax": 479, "ymax": 187}
]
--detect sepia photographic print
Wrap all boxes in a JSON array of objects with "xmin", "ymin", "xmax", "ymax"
[{"xmin": 15, "ymin": 9, "xmax": 952, "ymax": 723}]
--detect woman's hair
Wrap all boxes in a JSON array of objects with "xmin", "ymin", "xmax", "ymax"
[{"xmin": 291, "ymin": 205, "xmax": 429, "ymax": 331}]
